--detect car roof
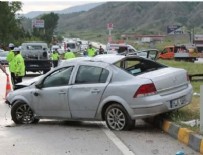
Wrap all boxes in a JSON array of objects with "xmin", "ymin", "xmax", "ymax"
[
  {"xmin": 60, "ymin": 54, "xmax": 147, "ymax": 67},
  {"xmin": 21, "ymin": 42, "xmax": 47, "ymax": 46},
  {"xmin": 139, "ymin": 49, "xmax": 159, "ymax": 51}
]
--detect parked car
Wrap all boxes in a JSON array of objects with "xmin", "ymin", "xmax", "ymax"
[
  {"xmin": 6, "ymin": 54, "xmax": 193, "ymax": 131},
  {"xmin": 0, "ymin": 51, "xmax": 9, "ymax": 65}
]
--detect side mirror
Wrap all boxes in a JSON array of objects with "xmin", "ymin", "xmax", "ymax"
[
  {"xmin": 35, "ymin": 83, "xmax": 42, "ymax": 89},
  {"xmin": 35, "ymin": 81, "xmax": 43, "ymax": 89}
]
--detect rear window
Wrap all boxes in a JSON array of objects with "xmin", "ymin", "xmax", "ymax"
[
  {"xmin": 114, "ymin": 58, "xmax": 166, "ymax": 75},
  {"xmin": 27, "ymin": 45, "xmax": 43, "ymax": 50},
  {"xmin": 67, "ymin": 43, "xmax": 76, "ymax": 49}
]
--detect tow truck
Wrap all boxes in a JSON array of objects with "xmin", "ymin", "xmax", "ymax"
[
  {"xmin": 21, "ymin": 42, "xmax": 52, "ymax": 74},
  {"xmin": 159, "ymin": 44, "xmax": 198, "ymax": 62}
]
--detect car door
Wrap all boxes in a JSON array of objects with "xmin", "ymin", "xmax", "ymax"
[
  {"xmin": 146, "ymin": 49, "xmax": 159, "ymax": 60},
  {"xmin": 32, "ymin": 67, "xmax": 73, "ymax": 118},
  {"xmin": 69, "ymin": 65, "xmax": 110, "ymax": 119}
]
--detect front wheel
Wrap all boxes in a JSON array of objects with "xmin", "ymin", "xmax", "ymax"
[
  {"xmin": 11, "ymin": 102, "xmax": 39, "ymax": 124},
  {"xmin": 105, "ymin": 104, "xmax": 134, "ymax": 131}
]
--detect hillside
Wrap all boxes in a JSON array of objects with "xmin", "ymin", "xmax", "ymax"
[{"xmin": 55, "ymin": 2, "xmax": 203, "ymax": 35}]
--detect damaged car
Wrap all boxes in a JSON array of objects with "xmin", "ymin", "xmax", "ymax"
[{"xmin": 5, "ymin": 54, "xmax": 193, "ymax": 131}]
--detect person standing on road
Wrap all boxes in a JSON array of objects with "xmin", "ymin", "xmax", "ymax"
[
  {"xmin": 13, "ymin": 47, "xmax": 25, "ymax": 84},
  {"xmin": 87, "ymin": 44, "xmax": 96, "ymax": 57},
  {"xmin": 98, "ymin": 45, "xmax": 104, "ymax": 54},
  {"xmin": 51, "ymin": 49, "xmax": 60, "ymax": 67},
  {"xmin": 6, "ymin": 43, "xmax": 15, "ymax": 85},
  {"xmin": 64, "ymin": 48, "xmax": 75, "ymax": 60},
  {"xmin": 0, "ymin": 62, "xmax": 8, "ymax": 75}
]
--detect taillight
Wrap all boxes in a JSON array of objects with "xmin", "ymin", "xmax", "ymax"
[{"xmin": 134, "ymin": 83, "xmax": 157, "ymax": 98}]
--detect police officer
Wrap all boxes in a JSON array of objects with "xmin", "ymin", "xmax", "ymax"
[
  {"xmin": 64, "ymin": 48, "xmax": 75, "ymax": 60},
  {"xmin": 6, "ymin": 43, "xmax": 15, "ymax": 85},
  {"xmin": 51, "ymin": 49, "xmax": 60, "ymax": 67},
  {"xmin": 87, "ymin": 44, "xmax": 96, "ymax": 57},
  {"xmin": 13, "ymin": 47, "xmax": 25, "ymax": 84}
]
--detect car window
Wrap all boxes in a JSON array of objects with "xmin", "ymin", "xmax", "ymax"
[
  {"xmin": 115, "ymin": 58, "xmax": 166, "ymax": 75},
  {"xmin": 148, "ymin": 50, "xmax": 158, "ymax": 60},
  {"xmin": 27, "ymin": 45, "xmax": 43, "ymax": 50},
  {"xmin": 0, "ymin": 52, "xmax": 8, "ymax": 56},
  {"xmin": 67, "ymin": 43, "xmax": 76, "ymax": 49},
  {"xmin": 161, "ymin": 48, "xmax": 167, "ymax": 54},
  {"xmin": 75, "ymin": 66, "xmax": 109, "ymax": 84},
  {"xmin": 43, "ymin": 67, "xmax": 73, "ymax": 88}
]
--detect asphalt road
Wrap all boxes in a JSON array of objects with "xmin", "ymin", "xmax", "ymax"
[{"xmin": 0, "ymin": 69, "xmax": 199, "ymax": 155}]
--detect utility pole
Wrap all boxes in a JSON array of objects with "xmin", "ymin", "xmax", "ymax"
[
  {"xmin": 192, "ymin": 27, "xmax": 195, "ymax": 44},
  {"xmin": 107, "ymin": 23, "xmax": 113, "ymax": 43}
]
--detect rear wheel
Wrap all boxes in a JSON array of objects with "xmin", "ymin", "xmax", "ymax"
[
  {"xmin": 105, "ymin": 104, "xmax": 134, "ymax": 131},
  {"xmin": 11, "ymin": 102, "xmax": 39, "ymax": 124}
]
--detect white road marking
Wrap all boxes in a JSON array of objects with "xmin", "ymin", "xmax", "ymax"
[{"xmin": 99, "ymin": 122, "xmax": 136, "ymax": 155}]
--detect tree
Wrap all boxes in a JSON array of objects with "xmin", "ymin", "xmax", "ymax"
[
  {"xmin": 0, "ymin": 2, "xmax": 23, "ymax": 45},
  {"xmin": 33, "ymin": 12, "xmax": 59, "ymax": 43}
]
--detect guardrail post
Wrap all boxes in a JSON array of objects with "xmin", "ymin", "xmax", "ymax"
[{"xmin": 200, "ymin": 86, "xmax": 203, "ymax": 133}]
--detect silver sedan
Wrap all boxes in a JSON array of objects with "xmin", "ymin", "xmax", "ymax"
[{"xmin": 6, "ymin": 54, "xmax": 193, "ymax": 131}]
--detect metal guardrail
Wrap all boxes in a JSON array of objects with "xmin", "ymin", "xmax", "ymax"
[{"xmin": 189, "ymin": 74, "xmax": 203, "ymax": 81}]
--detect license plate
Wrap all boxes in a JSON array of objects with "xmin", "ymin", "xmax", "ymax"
[
  {"xmin": 170, "ymin": 96, "xmax": 185, "ymax": 109},
  {"xmin": 30, "ymin": 64, "xmax": 39, "ymax": 67}
]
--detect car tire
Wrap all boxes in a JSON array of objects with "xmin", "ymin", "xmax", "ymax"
[
  {"xmin": 105, "ymin": 104, "xmax": 134, "ymax": 131},
  {"xmin": 11, "ymin": 101, "xmax": 39, "ymax": 124}
]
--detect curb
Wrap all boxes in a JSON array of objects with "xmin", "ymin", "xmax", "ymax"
[{"xmin": 153, "ymin": 118, "xmax": 203, "ymax": 154}]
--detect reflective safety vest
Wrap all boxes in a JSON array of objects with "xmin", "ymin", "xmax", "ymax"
[
  {"xmin": 14, "ymin": 54, "xmax": 25, "ymax": 77},
  {"xmin": 6, "ymin": 50, "xmax": 15, "ymax": 72},
  {"xmin": 64, "ymin": 52, "xmax": 75, "ymax": 59},
  {"xmin": 87, "ymin": 48, "xmax": 96, "ymax": 57},
  {"xmin": 51, "ymin": 52, "xmax": 59, "ymax": 60}
]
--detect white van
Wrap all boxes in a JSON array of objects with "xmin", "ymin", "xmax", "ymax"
[
  {"xmin": 65, "ymin": 41, "xmax": 80, "ymax": 53},
  {"xmin": 106, "ymin": 43, "xmax": 137, "ymax": 54}
]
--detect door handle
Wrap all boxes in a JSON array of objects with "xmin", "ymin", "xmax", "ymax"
[
  {"xmin": 91, "ymin": 89, "xmax": 100, "ymax": 94},
  {"xmin": 58, "ymin": 91, "xmax": 66, "ymax": 94}
]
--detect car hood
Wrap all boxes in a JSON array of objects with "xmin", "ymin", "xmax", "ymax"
[{"xmin": 15, "ymin": 75, "xmax": 44, "ymax": 88}]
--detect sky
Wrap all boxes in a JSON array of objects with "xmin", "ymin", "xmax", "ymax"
[
  {"xmin": 19, "ymin": 1, "xmax": 105, "ymax": 14},
  {"xmin": 19, "ymin": 0, "xmax": 173, "ymax": 14},
  {"xmin": 13, "ymin": 0, "xmax": 196, "ymax": 14}
]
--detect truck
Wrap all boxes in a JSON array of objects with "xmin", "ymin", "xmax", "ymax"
[
  {"xmin": 21, "ymin": 42, "xmax": 52, "ymax": 74},
  {"xmin": 159, "ymin": 44, "xmax": 198, "ymax": 62}
]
